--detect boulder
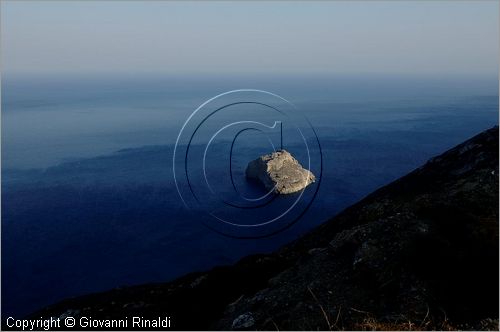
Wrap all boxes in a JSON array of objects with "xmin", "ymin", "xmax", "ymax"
[
  {"xmin": 245, "ymin": 150, "xmax": 316, "ymax": 194},
  {"xmin": 231, "ymin": 313, "xmax": 255, "ymax": 329}
]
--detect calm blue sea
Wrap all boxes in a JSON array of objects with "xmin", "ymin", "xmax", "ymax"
[{"xmin": 2, "ymin": 73, "xmax": 498, "ymax": 317}]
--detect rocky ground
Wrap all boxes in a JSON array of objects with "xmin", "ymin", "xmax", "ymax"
[{"xmin": 17, "ymin": 127, "xmax": 499, "ymax": 330}]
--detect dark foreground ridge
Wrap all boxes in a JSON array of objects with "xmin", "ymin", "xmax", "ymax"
[{"xmin": 20, "ymin": 127, "xmax": 499, "ymax": 330}]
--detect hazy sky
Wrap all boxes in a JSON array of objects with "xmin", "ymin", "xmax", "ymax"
[{"xmin": 1, "ymin": 1, "xmax": 498, "ymax": 76}]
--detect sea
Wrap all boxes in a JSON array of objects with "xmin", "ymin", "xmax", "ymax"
[{"xmin": 2, "ymin": 73, "xmax": 498, "ymax": 317}]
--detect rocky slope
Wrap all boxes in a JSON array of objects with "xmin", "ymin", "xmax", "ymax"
[{"xmin": 23, "ymin": 127, "xmax": 498, "ymax": 330}]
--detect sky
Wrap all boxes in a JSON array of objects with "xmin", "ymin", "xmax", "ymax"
[{"xmin": 1, "ymin": 1, "xmax": 498, "ymax": 76}]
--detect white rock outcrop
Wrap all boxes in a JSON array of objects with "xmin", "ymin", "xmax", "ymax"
[{"xmin": 245, "ymin": 150, "xmax": 316, "ymax": 194}]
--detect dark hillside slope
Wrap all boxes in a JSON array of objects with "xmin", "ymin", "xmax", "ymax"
[{"xmin": 22, "ymin": 127, "xmax": 499, "ymax": 330}]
